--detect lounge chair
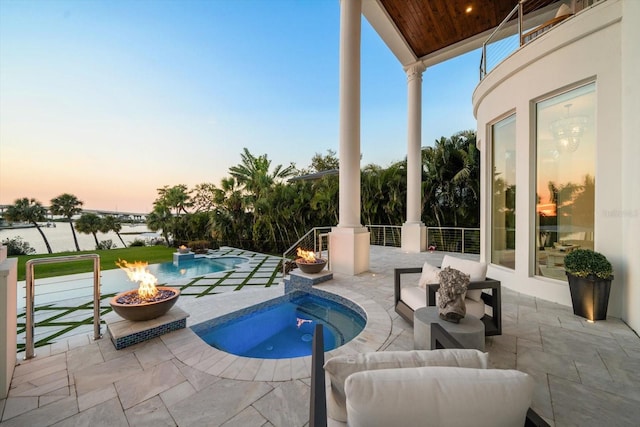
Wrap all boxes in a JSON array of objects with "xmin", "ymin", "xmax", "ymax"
[
  {"xmin": 309, "ymin": 324, "xmax": 549, "ymax": 427},
  {"xmin": 394, "ymin": 255, "xmax": 502, "ymax": 336}
]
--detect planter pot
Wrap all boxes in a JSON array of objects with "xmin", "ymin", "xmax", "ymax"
[{"xmin": 566, "ymin": 273, "xmax": 612, "ymax": 321}]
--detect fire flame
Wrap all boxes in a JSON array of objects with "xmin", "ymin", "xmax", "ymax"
[
  {"xmin": 179, "ymin": 245, "xmax": 187, "ymax": 250},
  {"xmin": 116, "ymin": 259, "xmax": 158, "ymax": 300},
  {"xmin": 296, "ymin": 248, "xmax": 317, "ymax": 263}
]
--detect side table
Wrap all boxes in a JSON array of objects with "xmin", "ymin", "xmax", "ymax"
[{"xmin": 414, "ymin": 306, "xmax": 485, "ymax": 351}]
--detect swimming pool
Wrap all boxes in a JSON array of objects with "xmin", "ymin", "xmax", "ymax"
[
  {"xmin": 192, "ymin": 291, "xmax": 366, "ymax": 359},
  {"xmin": 19, "ymin": 256, "xmax": 248, "ymax": 307},
  {"xmin": 147, "ymin": 256, "xmax": 247, "ymax": 283}
]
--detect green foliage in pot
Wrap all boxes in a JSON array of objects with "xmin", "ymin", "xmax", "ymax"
[{"xmin": 564, "ymin": 249, "xmax": 613, "ymax": 280}]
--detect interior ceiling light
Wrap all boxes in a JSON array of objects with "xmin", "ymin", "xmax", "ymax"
[
  {"xmin": 551, "ymin": 103, "xmax": 587, "ymax": 153},
  {"xmin": 465, "ymin": 6, "xmax": 473, "ymax": 13}
]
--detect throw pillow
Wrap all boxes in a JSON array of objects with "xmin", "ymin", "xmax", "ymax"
[
  {"xmin": 418, "ymin": 261, "xmax": 441, "ymax": 289},
  {"xmin": 437, "ymin": 266, "xmax": 470, "ymax": 323},
  {"xmin": 323, "ymin": 349, "xmax": 488, "ymax": 422}
]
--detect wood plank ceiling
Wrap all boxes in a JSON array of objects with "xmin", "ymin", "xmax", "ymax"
[{"xmin": 378, "ymin": 0, "xmax": 562, "ymax": 58}]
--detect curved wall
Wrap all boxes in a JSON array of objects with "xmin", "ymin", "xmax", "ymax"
[{"xmin": 473, "ymin": 0, "xmax": 638, "ymax": 331}]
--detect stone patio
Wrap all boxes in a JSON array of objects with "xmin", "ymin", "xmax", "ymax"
[{"xmin": 2, "ymin": 246, "xmax": 639, "ymax": 426}]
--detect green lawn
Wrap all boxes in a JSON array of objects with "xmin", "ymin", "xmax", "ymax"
[{"xmin": 12, "ymin": 246, "xmax": 176, "ymax": 281}]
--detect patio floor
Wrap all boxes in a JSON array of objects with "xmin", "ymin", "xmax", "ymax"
[{"xmin": 2, "ymin": 246, "xmax": 639, "ymax": 426}]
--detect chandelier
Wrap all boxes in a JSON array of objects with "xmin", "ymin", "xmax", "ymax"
[{"xmin": 550, "ymin": 103, "xmax": 588, "ymax": 153}]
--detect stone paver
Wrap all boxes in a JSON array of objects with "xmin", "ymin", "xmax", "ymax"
[{"xmin": 2, "ymin": 246, "xmax": 639, "ymax": 427}]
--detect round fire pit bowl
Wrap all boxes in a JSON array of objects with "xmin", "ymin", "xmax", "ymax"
[
  {"xmin": 295, "ymin": 258, "xmax": 327, "ymax": 274},
  {"xmin": 110, "ymin": 286, "xmax": 180, "ymax": 321}
]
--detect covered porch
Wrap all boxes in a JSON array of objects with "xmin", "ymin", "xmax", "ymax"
[{"xmin": 2, "ymin": 246, "xmax": 639, "ymax": 426}]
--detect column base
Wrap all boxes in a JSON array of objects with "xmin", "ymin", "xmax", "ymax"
[
  {"xmin": 329, "ymin": 227, "xmax": 370, "ymax": 275},
  {"xmin": 401, "ymin": 222, "xmax": 426, "ymax": 253}
]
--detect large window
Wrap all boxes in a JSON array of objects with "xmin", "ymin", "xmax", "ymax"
[
  {"xmin": 491, "ymin": 114, "xmax": 516, "ymax": 269},
  {"xmin": 535, "ymin": 83, "xmax": 595, "ymax": 281}
]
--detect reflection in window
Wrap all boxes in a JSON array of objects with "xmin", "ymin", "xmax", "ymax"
[
  {"xmin": 491, "ymin": 115, "xmax": 516, "ymax": 269},
  {"xmin": 535, "ymin": 83, "xmax": 595, "ymax": 281}
]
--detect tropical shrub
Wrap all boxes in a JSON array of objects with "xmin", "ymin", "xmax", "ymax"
[
  {"xmin": 2, "ymin": 237, "xmax": 36, "ymax": 256},
  {"xmin": 97, "ymin": 239, "xmax": 116, "ymax": 250},
  {"xmin": 128, "ymin": 239, "xmax": 146, "ymax": 247}
]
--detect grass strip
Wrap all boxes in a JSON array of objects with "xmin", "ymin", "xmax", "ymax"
[{"xmin": 13, "ymin": 246, "xmax": 175, "ymax": 281}]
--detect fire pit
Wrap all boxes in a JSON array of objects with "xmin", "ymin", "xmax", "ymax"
[
  {"xmin": 110, "ymin": 259, "xmax": 180, "ymax": 321},
  {"xmin": 295, "ymin": 248, "xmax": 327, "ymax": 274}
]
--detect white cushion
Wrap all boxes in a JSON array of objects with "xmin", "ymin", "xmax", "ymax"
[
  {"xmin": 442, "ymin": 255, "xmax": 487, "ymax": 301},
  {"xmin": 418, "ymin": 261, "xmax": 441, "ymax": 289},
  {"xmin": 400, "ymin": 286, "xmax": 426, "ymax": 311},
  {"xmin": 324, "ymin": 349, "xmax": 488, "ymax": 422},
  {"xmin": 345, "ymin": 367, "xmax": 534, "ymax": 427}
]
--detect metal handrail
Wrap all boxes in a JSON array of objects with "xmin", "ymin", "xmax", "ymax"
[
  {"xmin": 282, "ymin": 227, "xmax": 332, "ymax": 276},
  {"xmin": 24, "ymin": 254, "xmax": 102, "ymax": 359}
]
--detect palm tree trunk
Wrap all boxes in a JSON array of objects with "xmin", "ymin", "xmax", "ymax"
[
  {"xmin": 115, "ymin": 232, "xmax": 127, "ymax": 248},
  {"xmin": 91, "ymin": 232, "xmax": 99, "ymax": 249},
  {"xmin": 70, "ymin": 221, "xmax": 80, "ymax": 251},
  {"xmin": 33, "ymin": 222, "xmax": 53, "ymax": 254}
]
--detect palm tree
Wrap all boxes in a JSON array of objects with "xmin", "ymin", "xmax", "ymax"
[
  {"xmin": 100, "ymin": 215, "xmax": 126, "ymax": 247},
  {"xmin": 75, "ymin": 213, "xmax": 102, "ymax": 249},
  {"xmin": 4, "ymin": 198, "xmax": 53, "ymax": 253},
  {"xmin": 146, "ymin": 204, "xmax": 173, "ymax": 246},
  {"xmin": 50, "ymin": 193, "xmax": 83, "ymax": 251}
]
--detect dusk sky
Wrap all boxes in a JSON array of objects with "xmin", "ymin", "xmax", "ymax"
[{"xmin": 0, "ymin": 0, "xmax": 479, "ymax": 213}]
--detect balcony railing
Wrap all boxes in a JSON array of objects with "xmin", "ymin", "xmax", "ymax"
[{"xmin": 480, "ymin": 0, "xmax": 604, "ymax": 80}]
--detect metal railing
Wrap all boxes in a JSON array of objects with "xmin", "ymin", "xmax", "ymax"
[
  {"xmin": 426, "ymin": 227, "xmax": 480, "ymax": 254},
  {"xmin": 368, "ymin": 225, "xmax": 402, "ymax": 247},
  {"xmin": 479, "ymin": 0, "xmax": 593, "ymax": 80},
  {"xmin": 480, "ymin": 2, "xmax": 522, "ymax": 79},
  {"xmin": 282, "ymin": 227, "xmax": 332, "ymax": 275},
  {"xmin": 24, "ymin": 254, "xmax": 102, "ymax": 359},
  {"xmin": 282, "ymin": 225, "xmax": 480, "ymax": 278}
]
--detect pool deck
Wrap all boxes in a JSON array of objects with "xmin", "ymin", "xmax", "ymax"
[{"xmin": 2, "ymin": 246, "xmax": 640, "ymax": 426}]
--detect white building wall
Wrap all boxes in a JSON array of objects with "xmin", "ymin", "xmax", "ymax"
[
  {"xmin": 474, "ymin": 0, "xmax": 638, "ymax": 331},
  {"xmin": 620, "ymin": 0, "xmax": 640, "ymax": 332}
]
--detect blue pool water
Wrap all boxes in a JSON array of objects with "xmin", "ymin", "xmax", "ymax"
[
  {"xmin": 192, "ymin": 293, "xmax": 366, "ymax": 359},
  {"xmin": 148, "ymin": 256, "xmax": 247, "ymax": 283},
  {"xmin": 18, "ymin": 256, "xmax": 248, "ymax": 308}
]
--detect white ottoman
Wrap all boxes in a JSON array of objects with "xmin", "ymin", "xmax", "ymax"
[{"xmin": 414, "ymin": 306, "xmax": 485, "ymax": 351}]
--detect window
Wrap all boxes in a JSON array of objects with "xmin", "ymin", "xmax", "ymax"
[
  {"xmin": 535, "ymin": 83, "xmax": 595, "ymax": 281},
  {"xmin": 491, "ymin": 115, "xmax": 516, "ymax": 269}
]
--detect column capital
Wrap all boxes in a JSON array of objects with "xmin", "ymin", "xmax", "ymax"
[{"xmin": 404, "ymin": 62, "xmax": 426, "ymax": 82}]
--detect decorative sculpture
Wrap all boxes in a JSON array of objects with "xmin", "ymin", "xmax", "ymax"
[{"xmin": 437, "ymin": 267, "xmax": 470, "ymax": 323}]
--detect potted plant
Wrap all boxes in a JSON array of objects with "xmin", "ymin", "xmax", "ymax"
[{"xmin": 564, "ymin": 249, "xmax": 613, "ymax": 321}]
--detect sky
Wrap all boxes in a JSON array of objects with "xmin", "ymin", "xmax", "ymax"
[{"xmin": 0, "ymin": 0, "xmax": 480, "ymax": 213}]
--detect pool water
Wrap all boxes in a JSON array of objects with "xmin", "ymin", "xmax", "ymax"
[
  {"xmin": 148, "ymin": 256, "xmax": 247, "ymax": 283},
  {"xmin": 19, "ymin": 256, "xmax": 248, "ymax": 308},
  {"xmin": 192, "ymin": 293, "xmax": 366, "ymax": 359}
]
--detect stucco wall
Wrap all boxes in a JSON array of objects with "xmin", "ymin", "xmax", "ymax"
[{"xmin": 473, "ymin": 0, "xmax": 638, "ymax": 332}]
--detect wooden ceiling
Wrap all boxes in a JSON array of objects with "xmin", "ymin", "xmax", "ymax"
[{"xmin": 378, "ymin": 0, "xmax": 563, "ymax": 58}]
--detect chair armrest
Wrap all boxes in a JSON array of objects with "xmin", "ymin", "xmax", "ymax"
[
  {"xmin": 310, "ymin": 324, "xmax": 327, "ymax": 427},
  {"xmin": 394, "ymin": 267, "xmax": 423, "ymax": 304}
]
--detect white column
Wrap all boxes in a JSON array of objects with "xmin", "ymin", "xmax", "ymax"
[
  {"xmin": 329, "ymin": 0, "xmax": 370, "ymax": 275},
  {"xmin": 401, "ymin": 62, "xmax": 427, "ymax": 252},
  {"xmin": 0, "ymin": 245, "xmax": 18, "ymax": 399}
]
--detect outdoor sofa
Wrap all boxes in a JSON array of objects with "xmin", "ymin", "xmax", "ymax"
[
  {"xmin": 394, "ymin": 255, "xmax": 502, "ymax": 336},
  {"xmin": 309, "ymin": 324, "xmax": 549, "ymax": 427}
]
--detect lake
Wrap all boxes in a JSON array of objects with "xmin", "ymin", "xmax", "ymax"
[{"xmin": 0, "ymin": 224, "xmax": 159, "ymax": 254}]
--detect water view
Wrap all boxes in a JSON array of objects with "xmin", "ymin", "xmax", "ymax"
[{"xmin": 0, "ymin": 224, "xmax": 158, "ymax": 254}]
